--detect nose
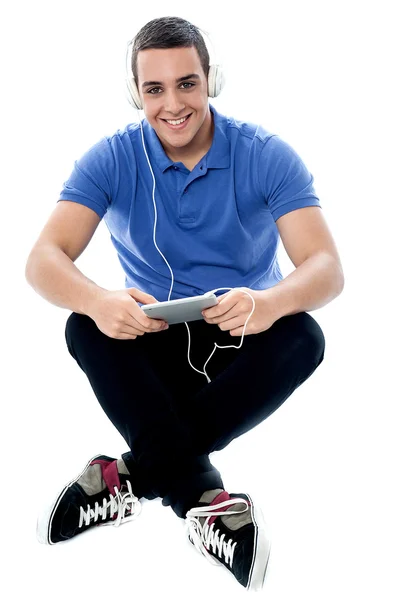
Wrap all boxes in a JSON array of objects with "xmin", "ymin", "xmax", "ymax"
[{"xmin": 163, "ymin": 88, "xmax": 185, "ymax": 116}]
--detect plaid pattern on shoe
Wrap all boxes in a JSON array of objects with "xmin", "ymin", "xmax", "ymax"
[
  {"xmin": 185, "ymin": 491, "xmax": 271, "ymax": 591},
  {"xmin": 37, "ymin": 454, "xmax": 141, "ymax": 544}
]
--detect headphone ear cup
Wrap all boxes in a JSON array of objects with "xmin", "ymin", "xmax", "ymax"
[
  {"xmin": 208, "ymin": 64, "xmax": 226, "ymax": 98},
  {"xmin": 125, "ymin": 76, "xmax": 143, "ymax": 110}
]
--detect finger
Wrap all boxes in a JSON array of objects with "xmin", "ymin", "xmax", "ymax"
[
  {"xmin": 204, "ymin": 312, "xmax": 229, "ymax": 324},
  {"xmin": 229, "ymin": 328, "xmax": 243, "ymax": 337},
  {"xmin": 130, "ymin": 310, "xmax": 166, "ymax": 332},
  {"xmin": 217, "ymin": 297, "xmax": 235, "ymax": 315},
  {"xmin": 121, "ymin": 317, "xmax": 163, "ymax": 336},
  {"xmin": 146, "ymin": 320, "xmax": 169, "ymax": 332},
  {"xmin": 117, "ymin": 332, "xmax": 139, "ymax": 340},
  {"xmin": 109, "ymin": 326, "xmax": 140, "ymax": 340},
  {"xmin": 216, "ymin": 292, "xmax": 254, "ymax": 318},
  {"xmin": 119, "ymin": 322, "xmax": 146, "ymax": 336},
  {"xmin": 217, "ymin": 316, "xmax": 245, "ymax": 332},
  {"xmin": 118, "ymin": 324, "xmax": 166, "ymax": 339},
  {"xmin": 229, "ymin": 325, "xmax": 254, "ymax": 337},
  {"xmin": 204, "ymin": 297, "xmax": 236, "ymax": 320},
  {"xmin": 126, "ymin": 288, "xmax": 158, "ymax": 304},
  {"xmin": 215, "ymin": 291, "xmax": 231, "ymax": 301},
  {"xmin": 142, "ymin": 316, "xmax": 168, "ymax": 331}
]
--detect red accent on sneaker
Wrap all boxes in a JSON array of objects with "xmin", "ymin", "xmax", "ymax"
[
  {"xmin": 208, "ymin": 491, "xmax": 252, "ymax": 527},
  {"xmin": 208, "ymin": 491, "xmax": 231, "ymax": 527},
  {"xmin": 90, "ymin": 459, "xmax": 121, "ymax": 496}
]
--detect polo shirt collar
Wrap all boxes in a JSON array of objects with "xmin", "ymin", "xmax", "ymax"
[{"xmin": 142, "ymin": 103, "xmax": 230, "ymax": 173}]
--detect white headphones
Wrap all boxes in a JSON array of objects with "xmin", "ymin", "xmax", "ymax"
[{"xmin": 124, "ymin": 38, "xmax": 226, "ymax": 110}]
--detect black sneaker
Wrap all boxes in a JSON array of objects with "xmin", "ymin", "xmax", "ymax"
[
  {"xmin": 37, "ymin": 454, "xmax": 141, "ymax": 544},
  {"xmin": 184, "ymin": 491, "xmax": 271, "ymax": 591}
]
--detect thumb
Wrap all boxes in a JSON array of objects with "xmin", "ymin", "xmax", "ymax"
[{"xmin": 126, "ymin": 287, "xmax": 158, "ymax": 304}]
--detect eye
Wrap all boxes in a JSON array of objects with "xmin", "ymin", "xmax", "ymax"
[{"xmin": 146, "ymin": 82, "xmax": 195, "ymax": 95}]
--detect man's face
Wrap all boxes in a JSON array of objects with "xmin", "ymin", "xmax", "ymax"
[{"xmin": 136, "ymin": 46, "xmax": 210, "ymax": 155}]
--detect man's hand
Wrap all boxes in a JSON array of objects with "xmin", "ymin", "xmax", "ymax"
[
  {"xmin": 201, "ymin": 287, "xmax": 279, "ymax": 337},
  {"xmin": 88, "ymin": 287, "xmax": 168, "ymax": 340}
]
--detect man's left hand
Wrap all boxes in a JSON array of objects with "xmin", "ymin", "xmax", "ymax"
[{"xmin": 201, "ymin": 287, "xmax": 279, "ymax": 336}]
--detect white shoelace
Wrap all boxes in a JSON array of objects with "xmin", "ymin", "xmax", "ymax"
[
  {"xmin": 185, "ymin": 497, "xmax": 249, "ymax": 568},
  {"xmin": 78, "ymin": 480, "xmax": 141, "ymax": 528}
]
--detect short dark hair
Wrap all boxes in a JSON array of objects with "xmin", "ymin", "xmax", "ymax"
[{"xmin": 131, "ymin": 16, "xmax": 210, "ymax": 84}]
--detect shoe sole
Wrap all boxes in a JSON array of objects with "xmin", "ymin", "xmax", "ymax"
[
  {"xmin": 36, "ymin": 454, "xmax": 102, "ymax": 545},
  {"xmin": 245, "ymin": 492, "xmax": 272, "ymax": 592}
]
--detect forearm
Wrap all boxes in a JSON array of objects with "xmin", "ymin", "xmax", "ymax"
[
  {"xmin": 263, "ymin": 252, "xmax": 345, "ymax": 319},
  {"xmin": 25, "ymin": 246, "xmax": 107, "ymax": 316}
]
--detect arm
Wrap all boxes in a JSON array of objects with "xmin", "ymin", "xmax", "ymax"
[
  {"xmin": 25, "ymin": 201, "xmax": 107, "ymax": 315},
  {"xmin": 203, "ymin": 206, "xmax": 344, "ymax": 336},
  {"xmin": 26, "ymin": 200, "xmax": 167, "ymax": 340},
  {"xmin": 262, "ymin": 206, "xmax": 345, "ymax": 318}
]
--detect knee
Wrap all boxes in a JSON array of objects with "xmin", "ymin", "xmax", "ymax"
[
  {"xmin": 297, "ymin": 312, "xmax": 325, "ymax": 368},
  {"xmin": 65, "ymin": 312, "xmax": 94, "ymax": 352}
]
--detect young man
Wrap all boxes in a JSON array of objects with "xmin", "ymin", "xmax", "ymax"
[{"xmin": 25, "ymin": 16, "xmax": 344, "ymax": 591}]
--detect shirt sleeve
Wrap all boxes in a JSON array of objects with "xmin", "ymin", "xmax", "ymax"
[
  {"xmin": 258, "ymin": 134, "xmax": 322, "ymax": 221},
  {"xmin": 58, "ymin": 136, "xmax": 115, "ymax": 219}
]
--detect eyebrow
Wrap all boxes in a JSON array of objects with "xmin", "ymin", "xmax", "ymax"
[{"xmin": 141, "ymin": 73, "xmax": 200, "ymax": 89}]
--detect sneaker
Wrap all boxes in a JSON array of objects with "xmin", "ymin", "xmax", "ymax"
[
  {"xmin": 184, "ymin": 491, "xmax": 271, "ymax": 591},
  {"xmin": 37, "ymin": 454, "xmax": 141, "ymax": 544}
]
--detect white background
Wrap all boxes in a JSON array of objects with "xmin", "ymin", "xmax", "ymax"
[{"xmin": 1, "ymin": 0, "xmax": 398, "ymax": 598}]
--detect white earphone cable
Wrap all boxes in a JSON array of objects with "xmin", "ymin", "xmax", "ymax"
[{"xmin": 134, "ymin": 105, "xmax": 255, "ymax": 383}]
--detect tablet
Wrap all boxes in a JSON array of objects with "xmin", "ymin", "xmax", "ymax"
[{"xmin": 141, "ymin": 293, "xmax": 218, "ymax": 325}]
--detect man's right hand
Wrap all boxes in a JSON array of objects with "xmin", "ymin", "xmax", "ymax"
[{"xmin": 88, "ymin": 287, "xmax": 168, "ymax": 340}]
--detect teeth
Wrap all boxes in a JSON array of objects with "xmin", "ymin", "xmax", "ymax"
[{"xmin": 166, "ymin": 116, "xmax": 189, "ymax": 125}]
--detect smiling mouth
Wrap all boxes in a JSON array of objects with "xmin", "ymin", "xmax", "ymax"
[{"xmin": 161, "ymin": 114, "xmax": 192, "ymax": 125}]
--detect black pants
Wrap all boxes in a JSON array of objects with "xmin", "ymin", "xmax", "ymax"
[{"xmin": 65, "ymin": 311, "xmax": 325, "ymax": 519}]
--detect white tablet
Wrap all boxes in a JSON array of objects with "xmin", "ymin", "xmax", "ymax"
[{"xmin": 141, "ymin": 293, "xmax": 218, "ymax": 325}]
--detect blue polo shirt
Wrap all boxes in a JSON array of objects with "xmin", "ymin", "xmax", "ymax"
[{"xmin": 58, "ymin": 104, "xmax": 321, "ymax": 301}]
